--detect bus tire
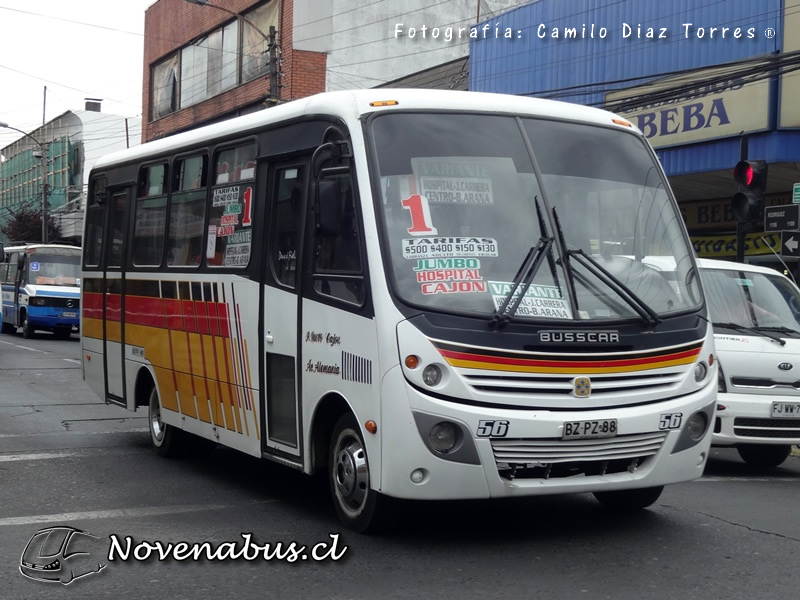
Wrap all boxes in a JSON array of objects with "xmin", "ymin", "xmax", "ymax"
[
  {"xmin": 22, "ymin": 316, "xmax": 34, "ymax": 339},
  {"xmin": 593, "ymin": 485, "xmax": 664, "ymax": 510},
  {"xmin": 737, "ymin": 444, "xmax": 791, "ymax": 468},
  {"xmin": 148, "ymin": 386, "xmax": 181, "ymax": 458},
  {"xmin": 329, "ymin": 414, "xmax": 389, "ymax": 533}
]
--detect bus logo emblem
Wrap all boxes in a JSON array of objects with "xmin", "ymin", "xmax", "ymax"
[
  {"xmin": 572, "ymin": 377, "xmax": 591, "ymax": 397},
  {"xmin": 66, "ymin": 300, "xmax": 74, "ymax": 308}
]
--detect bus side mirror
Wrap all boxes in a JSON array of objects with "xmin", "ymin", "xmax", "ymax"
[
  {"xmin": 315, "ymin": 178, "xmax": 343, "ymax": 237},
  {"xmin": 0, "ymin": 243, "xmax": 4, "ymax": 259}
]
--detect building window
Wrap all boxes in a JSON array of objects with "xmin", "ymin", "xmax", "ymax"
[
  {"xmin": 149, "ymin": 1, "xmax": 278, "ymax": 122},
  {"xmin": 241, "ymin": 1, "xmax": 278, "ymax": 84},
  {"xmin": 152, "ymin": 54, "xmax": 179, "ymax": 120},
  {"xmin": 180, "ymin": 21, "xmax": 238, "ymax": 110}
]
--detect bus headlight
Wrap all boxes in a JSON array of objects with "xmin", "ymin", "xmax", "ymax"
[
  {"xmin": 422, "ymin": 364, "xmax": 442, "ymax": 387},
  {"xmin": 33, "ymin": 298, "xmax": 46, "ymax": 306},
  {"xmin": 686, "ymin": 412, "xmax": 708, "ymax": 441},
  {"xmin": 429, "ymin": 421, "xmax": 458, "ymax": 453},
  {"xmin": 694, "ymin": 361, "xmax": 708, "ymax": 382}
]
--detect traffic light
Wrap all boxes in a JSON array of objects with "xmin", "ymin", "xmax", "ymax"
[{"xmin": 731, "ymin": 160, "xmax": 768, "ymax": 222}]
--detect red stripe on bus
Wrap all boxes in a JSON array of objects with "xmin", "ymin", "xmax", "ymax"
[
  {"xmin": 437, "ymin": 346, "xmax": 701, "ymax": 369},
  {"xmin": 207, "ymin": 302, "xmax": 219, "ymax": 336},
  {"xmin": 105, "ymin": 294, "xmax": 122, "ymax": 322},
  {"xmin": 195, "ymin": 301, "xmax": 209, "ymax": 335},
  {"xmin": 124, "ymin": 296, "xmax": 166, "ymax": 328},
  {"xmin": 182, "ymin": 300, "xmax": 197, "ymax": 333},
  {"xmin": 218, "ymin": 302, "xmax": 230, "ymax": 338},
  {"xmin": 164, "ymin": 298, "xmax": 184, "ymax": 331},
  {"xmin": 82, "ymin": 292, "xmax": 103, "ymax": 320}
]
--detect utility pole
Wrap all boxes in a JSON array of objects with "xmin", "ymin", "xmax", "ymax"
[{"xmin": 269, "ymin": 25, "xmax": 278, "ymax": 99}]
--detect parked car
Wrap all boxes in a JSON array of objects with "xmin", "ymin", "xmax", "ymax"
[{"xmin": 699, "ymin": 258, "xmax": 800, "ymax": 467}]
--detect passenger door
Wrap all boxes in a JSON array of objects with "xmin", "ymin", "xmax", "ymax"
[
  {"xmin": 261, "ymin": 159, "xmax": 309, "ymax": 459},
  {"xmin": 102, "ymin": 187, "xmax": 129, "ymax": 402}
]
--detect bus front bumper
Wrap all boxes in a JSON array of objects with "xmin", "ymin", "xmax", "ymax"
[{"xmin": 379, "ymin": 366, "xmax": 716, "ymax": 501}]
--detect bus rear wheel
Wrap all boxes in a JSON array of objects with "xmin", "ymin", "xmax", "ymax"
[
  {"xmin": 737, "ymin": 444, "xmax": 791, "ymax": 468},
  {"xmin": 329, "ymin": 414, "xmax": 390, "ymax": 533},
  {"xmin": 594, "ymin": 486, "xmax": 664, "ymax": 510},
  {"xmin": 148, "ymin": 386, "xmax": 181, "ymax": 457}
]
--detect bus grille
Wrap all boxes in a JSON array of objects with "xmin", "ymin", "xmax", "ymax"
[
  {"xmin": 491, "ymin": 432, "xmax": 667, "ymax": 480},
  {"xmin": 464, "ymin": 372, "xmax": 681, "ymax": 398},
  {"xmin": 733, "ymin": 417, "xmax": 800, "ymax": 439}
]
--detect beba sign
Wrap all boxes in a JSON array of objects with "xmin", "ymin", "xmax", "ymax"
[{"xmin": 605, "ymin": 62, "xmax": 770, "ymax": 149}]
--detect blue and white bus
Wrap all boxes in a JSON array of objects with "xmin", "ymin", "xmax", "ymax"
[{"xmin": 0, "ymin": 243, "xmax": 81, "ymax": 338}]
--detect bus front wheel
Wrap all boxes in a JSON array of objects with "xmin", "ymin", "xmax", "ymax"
[
  {"xmin": 329, "ymin": 414, "xmax": 390, "ymax": 533},
  {"xmin": 593, "ymin": 486, "xmax": 664, "ymax": 510},
  {"xmin": 148, "ymin": 386, "xmax": 181, "ymax": 457},
  {"xmin": 22, "ymin": 316, "xmax": 34, "ymax": 339}
]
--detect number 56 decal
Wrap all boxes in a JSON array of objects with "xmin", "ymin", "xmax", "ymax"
[
  {"xmin": 476, "ymin": 420, "xmax": 509, "ymax": 437},
  {"xmin": 659, "ymin": 413, "xmax": 683, "ymax": 430}
]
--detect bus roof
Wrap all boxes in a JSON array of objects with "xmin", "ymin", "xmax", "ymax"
[
  {"xmin": 3, "ymin": 244, "xmax": 81, "ymax": 253},
  {"xmin": 93, "ymin": 88, "xmax": 638, "ymax": 171}
]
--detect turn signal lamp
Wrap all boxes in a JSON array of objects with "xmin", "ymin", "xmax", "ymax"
[{"xmin": 405, "ymin": 355, "xmax": 419, "ymax": 369}]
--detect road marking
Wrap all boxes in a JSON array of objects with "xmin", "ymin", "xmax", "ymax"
[
  {"xmin": 0, "ymin": 340, "xmax": 48, "ymax": 354},
  {"xmin": 63, "ymin": 358, "xmax": 81, "ymax": 364},
  {"xmin": 0, "ymin": 428, "xmax": 148, "ymax": 439},
  {"xmin": 697, "ymin": 476, "xmax": 788, "ymax": 482},
  {"xmin": 0, "ymin": 504, "xmax": 232, "ymax": 527},
  {"xmin": 0, "ymin": 451, "xmax": 77, "ymax": 462}
]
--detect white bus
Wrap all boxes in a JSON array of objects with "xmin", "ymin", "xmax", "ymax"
[{"xmin": 81, "ymin": 89, "xmax": 716, "ymax": 532}]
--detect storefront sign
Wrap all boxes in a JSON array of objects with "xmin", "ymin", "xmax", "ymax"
[
  {"xmin": 691, "ymin": 232, "xmax": 781, "ymax": 258},
  {"xmin": 605, "ymin": 64, "xmax": 770, "ymax": 148},
  {"xmin": 681, "ymin": 195, "xmax": 791, "ymax": 231}
]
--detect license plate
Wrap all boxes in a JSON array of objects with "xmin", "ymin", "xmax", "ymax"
[
  {"xmin": 62, "ymin": 311, "xmax": 77, "ymax": 318},
  {"xmin": 771, "ymin": 402, "xmax": 800, "ymax": 418},
  {"xmin": 562, "ymin": 419, "xmax": 618, "ymax": 440}
]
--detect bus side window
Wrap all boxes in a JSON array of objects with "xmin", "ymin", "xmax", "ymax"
[
  {"xmin": 272, "ymin": 166, "xmax": 305, "ymax": 287},
  {"xmin": 313, "ymin": 175, "xmax": 365, "ymax": 304}
]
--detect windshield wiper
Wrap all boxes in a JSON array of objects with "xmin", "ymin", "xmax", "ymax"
[
  {"xmin": 490, "ymin": 235, "xmax": 554, "ymax": 329},
  {"xmin": 753, "ymin": 325, "xmax": 800, "ymax": 337},
  {"xmin": 712, "ymin": 322, "xmax": 786, "ymax": 346},
  {"xmin": 551, "ymin": 208, "xmax": 661, "ymax": 327}
]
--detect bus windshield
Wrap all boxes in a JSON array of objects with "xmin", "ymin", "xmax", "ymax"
[
  {"xmin": 370, "ymin": 112, "xmax": 701, "ymax": 321},
  {"xmin": 27, "ymin": 251, "xmax": 81, "ymax": 287}
]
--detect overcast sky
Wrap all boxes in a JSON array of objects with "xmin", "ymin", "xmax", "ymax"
[{"xmin": 0, "ymin": 0, "xmax": 155, "ymax": 148}]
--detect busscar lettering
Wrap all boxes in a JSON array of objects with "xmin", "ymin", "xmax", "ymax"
[{"xmin": 539, "ymin": 331, "xmax": 620, "ymax": 343}]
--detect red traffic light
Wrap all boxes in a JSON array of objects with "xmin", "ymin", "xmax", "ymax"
[{"xmin": 733, "ymin": 160, "xmax": 766, "ymax": 189}]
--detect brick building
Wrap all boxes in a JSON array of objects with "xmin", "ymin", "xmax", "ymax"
[{"xmin": 142, "ymin": 0, "xmax": 327, "ymax": 142}]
